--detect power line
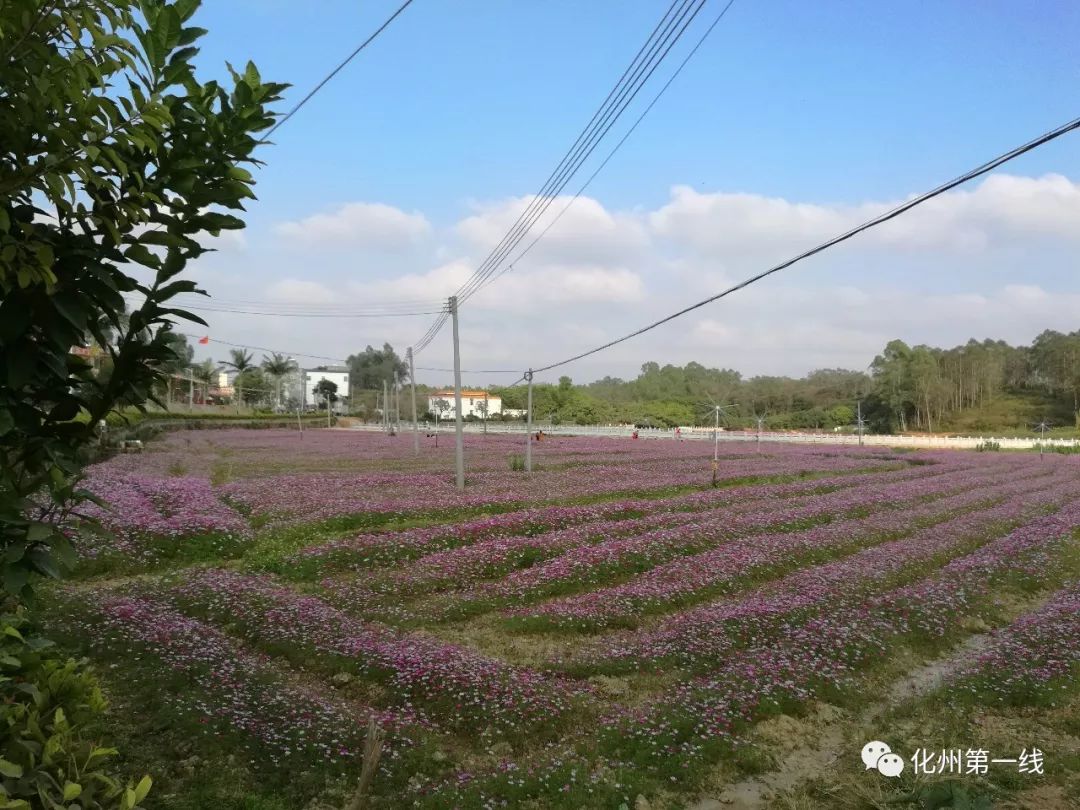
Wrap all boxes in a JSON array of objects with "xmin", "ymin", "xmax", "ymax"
[
  {"xmin": 455, "ymin": 0, "xmax": 711, "ymax": 305},
  {"xmin": 413, "ymin": 310, "xmax": 449, "ymax": 355},
  {"xmin": 529, "ymin": 113, "xmax": 1080, "ymax": 374},
  {"xmin": 168, "ymin": 304, "xmax": 446, "ymax": 319},
  {"xmin": 266, "ymin": 0, "xmax": 416, "ymax": 138},
  {"xmin": 473, "ymin": 0, "xmax": 737, "ymax": 298},
  {"xmin": 170, "ymin": 293, "xmax": 448, "ymax": 310},
  {"xmin": 410, "ymin": 0, "xmax": 714, "ymax": 348},
  {"xmin": 415, "ymin": 366, "xmax": 519, "ymax": 374},
  {"xmin": 124, "ymin": 294, "xmax": 447, "ymax": 318},
  {"xmin": 183, "ymin": 333, "xmax": 511, "ymax": 375},
  {"xmin": 184, "ymin": 335, "xmax": 349, "ymax": 365}
]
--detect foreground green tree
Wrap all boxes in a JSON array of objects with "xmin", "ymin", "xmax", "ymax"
[
  {"xmin": 1, "ymin": 0, "xmax": 285, "ymax": 598},
  {"xmin": 1, "ymin": 2, "xmax": 283, "ymax": 804}
]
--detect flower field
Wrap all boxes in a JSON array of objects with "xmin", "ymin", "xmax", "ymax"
[{"xmin": 45, "ymin": 428, "xmax": 1080, "ymax": 809}]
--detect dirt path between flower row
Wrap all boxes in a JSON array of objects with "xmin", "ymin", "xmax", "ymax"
[
  {"xmin": 685, "ymin": 595, "xmax": 1049, "ymax": 809},
  {"xmin": 682, "ymin": 622, "xmax": 1019, "ymax": 807}
]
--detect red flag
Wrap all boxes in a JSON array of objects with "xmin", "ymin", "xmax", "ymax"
[{"xmin": 198, "ymin": 336, "xmax": 209, "ymax": 345}]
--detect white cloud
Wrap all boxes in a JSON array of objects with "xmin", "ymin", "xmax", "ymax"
[
  {"xmin": 275, "ymin": 202, "xmax": 431, "ymax": 249},
  {"xmin": 457, "ymin": 194, "xmax": 648, "ymax": 266},
  {"xmin": 649, "ymin": 173, "xmax": 1080, "ymax": 259},
  {"xmin": 188, "ymin": 174, "xmax": 1080, "ymax": 384},
  {"xmin": 347, "ymin": 259, "xmax": 471, "ymax": 302},
  {"xmin": 344, "ymin": 260, "xmax": 646, "ymax": 314}
]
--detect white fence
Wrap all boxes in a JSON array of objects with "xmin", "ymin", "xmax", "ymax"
[{"xmin": 346, "ymin": 421, "xmax": 1079, "ymax": 451}]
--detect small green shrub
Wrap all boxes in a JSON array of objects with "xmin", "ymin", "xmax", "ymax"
[
  {"xmin": 509, "ymin": 455, "xmax": 526, "ymax": 472},
  {"xmin": 0, "ymin": 614, "xmax": 150, "ymax": 810},
  {"xmin": 1034, "ymin": 442, "xmax": 1080, "ymax": 455},
  {"xmin": 975, "ymin": 440, "xmax": 1001, "ymax": 452},
  {"xmin": 210, "ymin": 463, "xmax": 234, "ymax": 486}
]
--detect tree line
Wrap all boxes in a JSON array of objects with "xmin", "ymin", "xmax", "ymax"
[
  {"xmin": 491, "ymin": 330, "xmax": 1080, "ymax": 433},
  {"xmin": 145, "ymin": 330, "xmax": 1080, "ymax": 432}
]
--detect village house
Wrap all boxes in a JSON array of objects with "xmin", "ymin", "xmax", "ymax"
[{"xmin": 427, "ymin": 389, "xmax": 502, "ymax": 418}]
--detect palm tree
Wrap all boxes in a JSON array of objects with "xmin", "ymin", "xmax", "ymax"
[
  {"xmin": 223, "ymin": 348, "xmax": 254, "ymax": 374},
  {"xmin": 193, "ymin": 358, "xmax": 219, "ymax": 385},
  {"xmin": 222, "ymin": 349, "xmax": 254, "ymax": 410},
  {"xmin": 261, "ymin": 352, "xmax": 297, "ymax": 408}
]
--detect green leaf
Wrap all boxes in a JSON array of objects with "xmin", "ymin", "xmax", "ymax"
[
  {"xmin": 177, "ymin": 26, "xmax": 208, "ymax": 47},
  {"xmin": 124, "ymin": 243, "xmax": 161, "ymax": 268},
  {"xmin": 62, "ymin": 782, "xmax": 82, "ymax": 801},
  {"xmin": 174, "ymin": 0, "xmax": 201, "ymax": 22},
  {"xmin": 35, "ymin": 243, "xmax": 54, "ymax": 269},
  {"xmin": 86, "ymin": 747, "xmax": 118, "ymax": 766},
  {"xmin": 133, "ymin": 775, "xmax": 152, "ymax": 802},
  {"xmin": 155, "ymin": 6, "xmax": 183, "ymax": 52},
  {"xmin": 26, "ymin": 523, "xmax": 52, "ymax": 543},
  {"xmin": 50, "ymin": 295, "xmax": 89, "ymax": 332},
  {"xmin": 156, "ymin": 308, "xmax": 207, "ymax": 327},
  {"xmin": 0, "ymin": 758, "xmax": 23, "ymax": 778},
  {"xmin": 155, "ymin": 280, "xmax": 200, "ymax": 299}
]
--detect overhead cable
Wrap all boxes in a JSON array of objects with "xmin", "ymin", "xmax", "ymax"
[
  {"xmin": 266, "ymin": 0, "xmax": 416, "ymax": 138},
  {"xmin": 182, "ymin": 334, "xmax": 514, "ymax": 375},
  {"xmin": 455, "ymin": 0, "xmax": 710, "ymax": 305},
  {"xmin": 473, "ymin": 0, "xmax": 738, "ymax": 297},
  {"xmin": 413, "ymin": 311, "xmax": 449, "ymax": 355},
  {"xmin": 411, "ymin": 0, "xmax": 712, "ymax": 348},
  {"xmin": 529, "ymin": 114, "xmax": 1080, "ymax": 374}
]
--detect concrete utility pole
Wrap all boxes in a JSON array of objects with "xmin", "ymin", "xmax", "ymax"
[
  {"xmin": 525, "ymin": 369, "xmax": 534, "ymax": 473},
  {"xmin": 700, "ymin": 402, "xmax": 734, "ymax": 485},
  {"xmin": 449, "ymin": 296, "xmax": 465, "ymax": 490},
  {"xmin": 712, "ymin": 406, "xmax": 721, "ymax": 486},
  {"xmin": 408, "ymin": 347, "xmax": 419, "ymax": 455},
  {"xmin": 856, "ymin": 400, "xmax": 866, "ymax": 447},
  {"xmin": 188, "ymin": 374, "xmax": 194, "ymax": 411},
  {"xmin": 755, "ymin": 414, "xmax": 766, "ymax": 454},
  {"xmin": 382, "ymin": 379, "xmax": 389, "ymax": 433},
  {"xmin": 1036, "ymin": 419, "xmax": 1050, "ymax": 459},
  {"xmin": 713, "ymin": 406, "xmax": 721, "ymax": 460},
  {"xmin": 297, "ymin": 406, "xmax": 304, "ymax": 438}
]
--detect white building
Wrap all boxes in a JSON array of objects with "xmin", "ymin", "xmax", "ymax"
[
  {"xmin": 302, "ymin": 367, "xmax": 350, "ymax": 412},
  {"xmin": 428, "ymin": 390, "xmax": 501, "ymax": 419}
]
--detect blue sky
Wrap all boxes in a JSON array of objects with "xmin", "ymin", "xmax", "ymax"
[{"xmin": 182, "ymin": 1, "xmax": 1080, "ymax": 384}]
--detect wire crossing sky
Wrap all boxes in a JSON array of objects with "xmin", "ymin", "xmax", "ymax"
[
  {"xmin": 411, "ymin": 0, "xmax": 728, "ymax": 354},
  {"xmin": 185, "ymin": 1, "xmax": 1080, "ymax": 383},
  {"xmin": 528, "ymin": 114, "xmax": 1080, "ymax": 374}
]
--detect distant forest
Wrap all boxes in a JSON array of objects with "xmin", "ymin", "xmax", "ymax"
[{"xmin": 492, "ymin": 330, "xmax": 1080, "ymax": 434}]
